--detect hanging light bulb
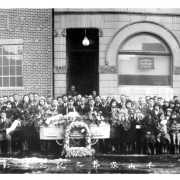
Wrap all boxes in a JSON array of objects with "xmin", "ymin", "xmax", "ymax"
[{"xmin": 82, "ymin": 29, "xmax": 90, "ymax": 46}]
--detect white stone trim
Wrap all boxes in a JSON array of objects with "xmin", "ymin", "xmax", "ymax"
[
  {"xmin": 0, "ymin": 87, "xmax": 24, "ymax": 90},
  {"xmin": 0, "ymin": 39, "xmax": 23, "ymax": 45}
]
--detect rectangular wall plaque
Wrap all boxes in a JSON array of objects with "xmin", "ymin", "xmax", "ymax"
[{"xmin": 138, "ymin": 57, "xmax": 154, "ymax": 69}]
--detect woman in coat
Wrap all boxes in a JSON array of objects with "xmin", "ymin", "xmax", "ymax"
[
  {"xmin": 140, "ymin": 114, "xmax": 158, "ymax": 154},
  {"xmin": 18, "ymin": 94, "xmax": 32, "ymax": 153},
  {"xmin": 107, "ymin": 99, "xmax": 121, "ymax": 154},
  {"xmin": 149, "ymin": 103, "xmax": 164, "ymax": 125},
  {"xmin": 38, "ymin": 97, "xmax": 49, "ymax": 152},
  {"xmin": 123, "ymin": 100, "xmax": 138, "ymax": 154}
]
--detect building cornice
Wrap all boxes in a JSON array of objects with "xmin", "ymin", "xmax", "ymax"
[{"xmin": 54, "ymin": 8, "xmax": 180, "ymax": 16}]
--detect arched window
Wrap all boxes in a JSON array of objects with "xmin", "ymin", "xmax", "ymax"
[{"xmin": 118, "ymin": 33, "xmax": 172, "ymax": 86}]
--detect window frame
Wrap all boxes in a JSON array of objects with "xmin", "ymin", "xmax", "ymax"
[
  {"xmin": 119, "ymin": 32, "xmax": 171, "ymax": 52},
  {"xmin": 0, "ymin": 44, "xmax": 23, "ymax": 88},
  {"xmin": 117, "ymin": 33, "xmax": 173, "ymax": 87}
]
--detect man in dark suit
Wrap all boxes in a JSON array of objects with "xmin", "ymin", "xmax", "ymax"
[
  {"xmin": 77, "ymin": 97, "xmax": 87, "ymax": 115},
  {"xmin": 73, "ymin": 94, "xmax": 82, "ymax": 107},
  {"xmin": 65, "ymin": 98, "xmax": 76, "ymax": 115},
  {"xmin": 118, "ymin": 94, "xmax": 126, "ymax": 109},
  {"xmin": 0, "ymin": 97, "xmax": 4, "ymax": 109},
  {"xmin": 134, "ymin": 97, "xmax": 148, "ymax": 153},
  {"xmin": 46, "ymin": 96, "xmax": 52, "ymax": 108},
  {"xmin": 0, "ymin": 110, "xmax": 12, "ymax": 154},
  {"xmin": 62, "ymin": 95, "xmax": 69, "ymax": 115},
  {"xmin": 162, "ymin": 98, "xmax": 169, "ymax": 113},
  {"xmin": 13, "ymin": 94, "xmax": 21, "ymax": 108},
  {"xmin": 106, "ymin": 96, "xmax": 111, "ymax": 107},
  {"xmin": 158, "ymin": 97, "xmax": 164, "ymax": 107},
  {"xmin": 3, "ymin": 96, "xmax": 8, "ymax": 106},
  {"xmin": 147, "ymin": 97, "xmax": 154, "ymax": 114},
  {"xmin": 94, "ymin": 96, "xmax": 102, "ymax": 112},
  {"xmin": 86, "ymin": 99, "xmax": 99, "ymax": 113},
  {"xmin": 8, "ymin": 95, "xmax": 16, "ymax": 109},
  {"xmin": 57, "ymin": 96, "xmax": 63, "ymax": 108},
  {"xmin": 173, "ymin": 95, "xmax": 178, "ymax": 102},
  {"xmin": 135, "ymin": 97, "xmax": 148, "ymax": 116},
  {"xmin": 84, "ymin": 95, "xmax": 89, "ymax": 105},
  {"xmin": 50, "ymin": 99, "xmax": 63, "ymax": 115},
  {"xmin": 101, "ymin": 96, "xmax": 109, "ymax": 117},
  {"xmin": 67, "ymin": 85, "xmax": 78, "ymax": 97},
  {"xmin": 1, "ymin": 101, "xmax": 15, "ymax": 122},
  {"xmin": 92, "ymin": 91, "xmax": 97, "ymax": 100},
  {"xmin": 62, "ymin": 95, "xmax": 68, "ymax": 107},
  {"xmin": 33, "ymin": 93, "xmax": 39, "ymax": 107},
  {"xmin": 145, "ymin": 96, "xmax": 150, "ymax": 106}
]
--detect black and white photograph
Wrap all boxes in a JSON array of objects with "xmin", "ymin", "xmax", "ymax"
[{"xmin": 0, "ymin": 1, "xmax": 180, "ymax": 175}]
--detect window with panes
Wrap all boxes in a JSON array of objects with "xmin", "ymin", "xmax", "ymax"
[{"xmin": 0, "ymin": 45, "xmax": 23, "ymax": 87}]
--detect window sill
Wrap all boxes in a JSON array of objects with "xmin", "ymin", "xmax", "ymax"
[
  {"xmin": 118, "ymin": 86, "xmax": 172, "ymax": 88},
  {"xmin": 0, "ymin": 87, "xmax": 24, "ymax": 90}
]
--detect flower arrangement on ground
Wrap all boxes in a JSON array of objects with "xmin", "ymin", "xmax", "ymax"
[{"xmin": 63, "ymin": 120, "xmax": 92, "ymax": 158}]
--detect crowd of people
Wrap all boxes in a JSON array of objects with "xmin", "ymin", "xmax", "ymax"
[{"xmin": 0, "ymin": 86, "xmax": 180, "ymax": 156}]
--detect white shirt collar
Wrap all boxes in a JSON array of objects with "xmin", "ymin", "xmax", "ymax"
[
  {"xmin": 90, "ymin": 106, "xmax": 94, "ymax": 110},
  {"xmin": 102, "ymin": 103, "xmax": 106, "ymax": 107},
  {"xmin": 2, "ymin": 118, "xmax": 6, "ymax": 123},
  {"xmin": 149, "ymin": 106, "xmax": 153, "ymax": 110}
]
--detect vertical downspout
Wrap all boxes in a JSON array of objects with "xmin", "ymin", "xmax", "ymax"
[{"xmin": 52, "ymin": 8, "xmax": 54, "ymax": 97}]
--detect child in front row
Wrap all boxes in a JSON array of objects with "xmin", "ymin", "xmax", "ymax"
[
  {"xmin": 171, "ymin": 118, "xmax": 180, "ymax": 154},
  {"xmin": 157, "ymin": 114, "xmax": 171, "ymax": 154}
]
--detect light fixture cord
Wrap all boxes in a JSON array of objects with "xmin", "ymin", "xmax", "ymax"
[{"xmin": 85, "ymin": 29, "xmax": 86, "ymax": 37}]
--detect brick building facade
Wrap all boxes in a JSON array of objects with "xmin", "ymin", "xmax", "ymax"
[
  {"xmin": 1, "ymin": 8, "xmax": 180, "ymax": 100},
  {"xmin": 0, "ymin": 9, "xmax": 53, "ymax": 98}
]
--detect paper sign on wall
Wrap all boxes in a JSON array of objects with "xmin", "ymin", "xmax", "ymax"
[{"xmin": 138, "ymin": 57, "xmax": 154, "ymax": 69}]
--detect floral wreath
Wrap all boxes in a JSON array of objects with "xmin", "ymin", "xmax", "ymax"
[{"xmin": 63, "ymin": 121, "xmax": 92, "ymax": 158}]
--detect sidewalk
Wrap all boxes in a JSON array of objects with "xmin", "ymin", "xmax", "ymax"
[{"xmin": 1, "ymin": 151, "xmax": 180, "ymax": 174}]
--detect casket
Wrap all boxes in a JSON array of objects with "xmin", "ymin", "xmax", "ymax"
[
  {"xmin": 39, "ymin": 125, "xmax": 64, "ymax": 140},
  {"xmin": 90, "ymin": 122, "xmax": 110, "ymax": 139},
  {"xmin": 39, "ymin": 122, "xmax": 111, "ymax": 140}
]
